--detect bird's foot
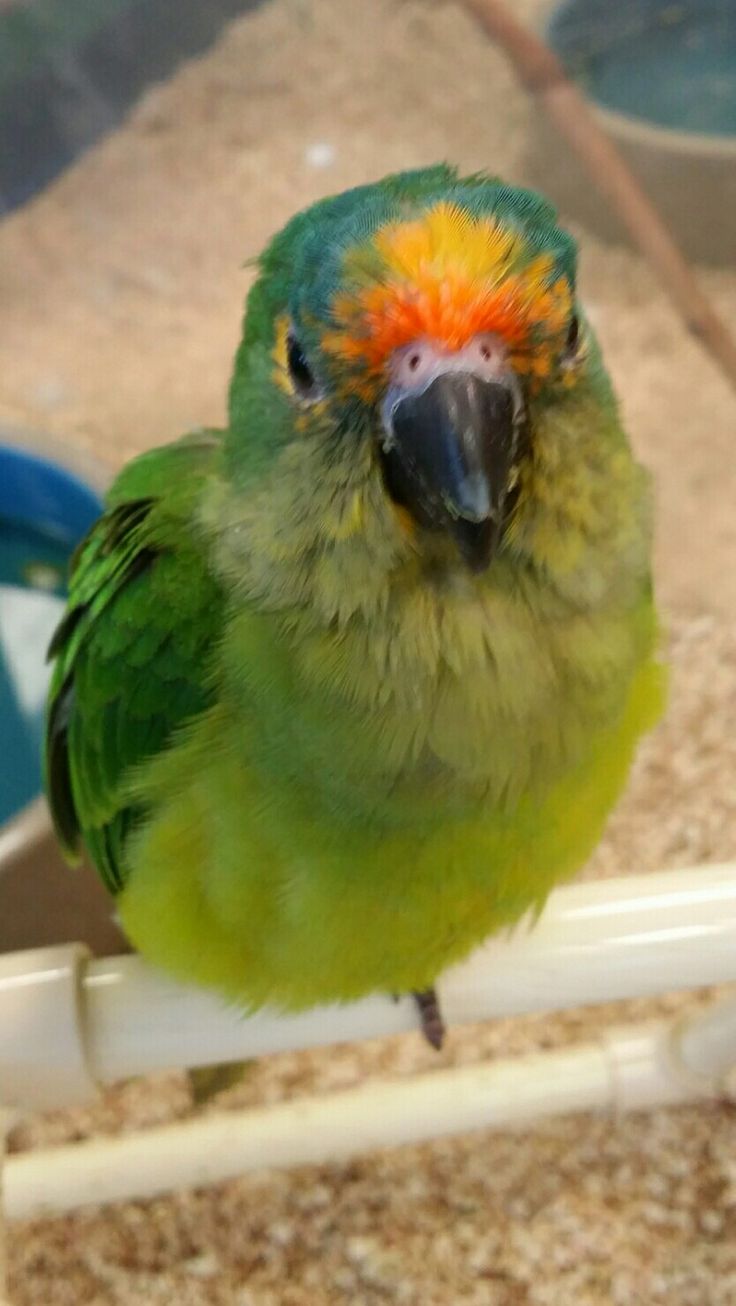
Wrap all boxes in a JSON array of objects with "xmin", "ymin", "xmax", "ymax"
[
  {"xmin": 187, "ymin": 1060, "xmax": 254, "ymax": 1106},
  {"xmin": 412, "ymin": 986, "xmax": 445, "ymax": 1050}
]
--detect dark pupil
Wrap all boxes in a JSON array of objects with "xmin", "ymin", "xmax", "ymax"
[
  {"xmin": 566, "ymin": 314, "xmax": 579, "ymax": 354},
  {"xmin": 287, "ymin": 331, "xmax": 316, "ymax": 397}
]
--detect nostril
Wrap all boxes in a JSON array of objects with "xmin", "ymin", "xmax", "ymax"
[
  {"xmin": 391, "ymin": 336, "xmax": 506, "ymax": 389},
  {"xmin": 469, "ymin": 334, "xmax": 507, "ymax": 379},
  {"xmin": 394, "ymin": 342, "xmax": 439, "ymax": 388}
]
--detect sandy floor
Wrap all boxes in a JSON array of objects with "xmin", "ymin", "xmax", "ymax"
[{"xmin": 2, "ymin": 0, "xmax": 736, "ymax": 1302}]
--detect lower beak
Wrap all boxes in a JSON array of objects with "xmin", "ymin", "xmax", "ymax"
[{"xmin": 381, "ymin": 372, "xmax": 525, "ymax": 572}]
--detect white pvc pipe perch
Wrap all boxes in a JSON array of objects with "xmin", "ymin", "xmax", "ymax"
[
  {"xmin": 2, "ymin": 864, "xmax": 736, "ymax": 1106},
  {"xmin": 1, "ymin": 863, "xmax": 736, "ymax": 1222},
  {"xmin": 79, "ymin": 861, "xmax": 736, "ymax": 1081},
  {"xmin": 0, "ymin": 944, "xmax": 98, "ymax": 1111},
  {"xmin": 4, "ymin": 995, "xmax": 736, "ymax": 1221}
]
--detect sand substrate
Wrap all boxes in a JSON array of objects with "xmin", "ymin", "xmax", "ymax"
[{"xmin": 2, "ymin": 1, "xmax": 736, "ymax": 1302}]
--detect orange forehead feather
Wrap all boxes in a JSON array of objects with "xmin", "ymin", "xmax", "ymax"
[{"xmin": 321, "ymin": 201, "xmax": 572, "ymax": 392}]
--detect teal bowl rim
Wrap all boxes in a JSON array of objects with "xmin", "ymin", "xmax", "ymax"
[{"xmin": 589, "ymin": 103, "xmax": 736, "ymax": 160}]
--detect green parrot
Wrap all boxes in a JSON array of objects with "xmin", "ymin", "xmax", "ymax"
[{"xmin": 45, "ymin": 166, "xmax": 663, "ymax": 1048}]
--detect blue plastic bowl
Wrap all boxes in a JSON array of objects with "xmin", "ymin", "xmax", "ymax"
[{"xmin": 0, "ymin": 440, "xmax": 103, "ymax": 826}]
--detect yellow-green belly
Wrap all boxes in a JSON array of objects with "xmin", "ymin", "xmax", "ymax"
[{"xmin": 118, "ymin": 657, "xmax": 663, "ymax": 1009}]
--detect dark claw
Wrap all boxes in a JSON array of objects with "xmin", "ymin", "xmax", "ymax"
[{"xmin": 412, "ymin": 987, "xmax": 445, "ymax": 1050}]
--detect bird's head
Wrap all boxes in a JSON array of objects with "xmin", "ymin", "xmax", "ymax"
[{"xmin": 223, "ymin": 166, "xmax": 602, "ymax": 595}]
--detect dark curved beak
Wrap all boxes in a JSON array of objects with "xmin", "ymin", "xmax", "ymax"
[{"xmin": 381, "ymin": 372, "xmax": 526, "ymax": 572}]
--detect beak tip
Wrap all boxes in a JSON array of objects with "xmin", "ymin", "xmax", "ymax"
[
  {"xmin": 451, "ymin": 471, "xmax": 492, "ymax": 524},
  {"xmin": 451, "ymin": 516, "xmax": 497, "ymax": 573}
]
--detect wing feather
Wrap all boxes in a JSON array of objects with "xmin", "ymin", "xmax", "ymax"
[{"xmin": 45, "ymin": 431, "xmax": 224, "ymax": 893}]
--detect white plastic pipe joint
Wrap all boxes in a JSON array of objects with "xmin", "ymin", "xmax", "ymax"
[{"xmin": 0, "ymin": 945, "xmax": 99, "ymax": 1110}]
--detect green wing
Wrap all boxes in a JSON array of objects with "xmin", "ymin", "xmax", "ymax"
[{"xmin": 45, "ymin": 430, "xmax": 225, "ymax": 893}]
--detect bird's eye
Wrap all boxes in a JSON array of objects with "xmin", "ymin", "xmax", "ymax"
[
  {"xmin": 564, "ymin": 313, "xmax": 580, "ymax": 358},
  {"xmin": 286, "ymin": 330, "xmax": 320, "ymax": 402}
]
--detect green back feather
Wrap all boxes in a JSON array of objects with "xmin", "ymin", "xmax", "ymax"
[{"xmin": 45, "ymin": 430, "xmax": 225, "ymax": 891}]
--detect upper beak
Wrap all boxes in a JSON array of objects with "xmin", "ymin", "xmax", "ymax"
[{"xmin": 381, "ymin": 371, "xmax": 526, "ymax": 572}]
